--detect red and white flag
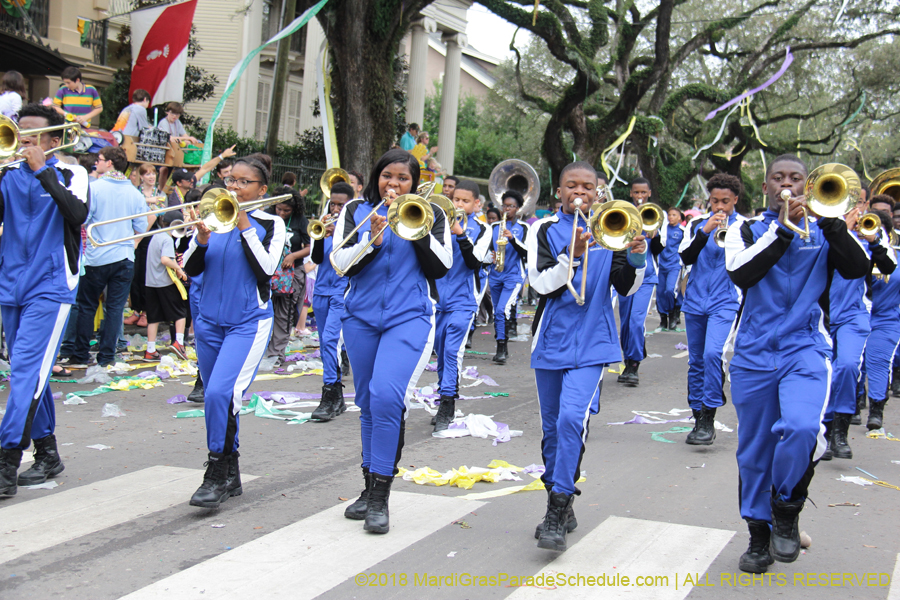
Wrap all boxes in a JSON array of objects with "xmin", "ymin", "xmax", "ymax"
[{"xmin": 129, "ymin": 0, "xmax": 197, "ymax": 105}]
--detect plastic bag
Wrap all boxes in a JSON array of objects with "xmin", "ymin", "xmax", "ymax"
[
  {"xmin": 257, "ymin": 356, "xmax": 281, "ymax": 372},
  {"xmin": 101, "ymin": 403, "xmax": 126, "ymax": 417},
  {"xmin": 78, "ymin": 365, "xmax": 112, "ymax": 384}
]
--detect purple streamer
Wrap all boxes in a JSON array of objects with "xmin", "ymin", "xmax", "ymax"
[
  {"xmin": 705, "ymin": 47, "xmax": 793, "ymax": 121},
  {"xmin": 167, "ymin": 395, "xmax": 189, "ymax": 404}
]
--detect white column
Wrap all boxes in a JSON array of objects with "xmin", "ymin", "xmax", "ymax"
[
  {"xmin": 298, "ymin": 18, "xmax": 326, "ymax": 134},
  {"xmin": 406, "ymin": 17, "xmax": 435, "ymax": 129},
  {"xmin": 437, "ymin": 33, "xmax": 466, "ymax": 175}
]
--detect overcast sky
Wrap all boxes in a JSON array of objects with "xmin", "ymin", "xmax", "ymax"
[{"xmin": 465, "ymin": 5, "xmax": 528, "ymax": 62}]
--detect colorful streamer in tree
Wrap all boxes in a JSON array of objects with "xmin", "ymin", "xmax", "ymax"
[{"xmin": 705, "ymin": 47, "xmax": 794, "ymax": 121}]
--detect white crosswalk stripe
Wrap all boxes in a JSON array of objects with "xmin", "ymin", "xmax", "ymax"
[
  {"xmin": 119, "ymin": 491, "xmax": 487, "ymax": 599},
  {"xmin": 508, "ymin": 516, "xmax": 734, "ymax": 599},
  {"xmin": 0, "ymin": 466, "xmax": 258, "ymax": 566}
]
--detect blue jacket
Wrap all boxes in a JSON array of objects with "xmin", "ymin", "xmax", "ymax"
[
  {"xmin": 184, "ymin": 209, "xmax": 285, "ymax": 326},
  {"xmin": 436, "ymin": 214, "xmax": 491, "ymax": 312},
  {"xmin": 655, "ymin": 222, "xmax": 684, "ymax": 274},
  {"xmin": 725, "ymin": 210, "xmax": 870, "ymax": 370},
  {"xmin": 528, "ymin": 210, "xmax": 646, "ymax": 370},
  {"xmin": 678, "ymin": 212, "xmax": 745, "ymax": 316},
  {"xmin": 0, "ymin": 156, "xmax": 89, "ymax": 305},
  {"xmin": 331, "ymin": 197, "xmax": 452, "ymax": 330},
  {"xmin": 829, "ymin": 234, "xmax": 895, "ymax": 327},
  {"xmin": 490, "ymin": 218, "xmax": 529, "ymax": 283},
  {"xmin": 310, "ymin": 234, "xmax": 347, "ymax": 297}
]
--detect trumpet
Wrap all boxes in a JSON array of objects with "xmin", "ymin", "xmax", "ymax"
[
  {"xmin": 713, "ymin": 212, "xmax": 729, "ymax": 248},
  {"xmin": 86, "ymin": 189, "xmax": 293, "ymax": 247},
  {"xmin": 780, "ymin": 163, "xmax": 861, "ymax": 240},
  {"xmin": 566, "ymin": 199, "xmax": 642, "ymax": 305},
  {"xmin": 430, "ymin": 194, "xmax": 466, "ymax": 228},
  {"xmin": 0, "ymin": 114, "xmax": 83, "ymax": 170},
  {"xmin": 329, "ymin": 191, "xmax": 436, "ymax": 277},
  {"xmin": 308, "ymin": 214, "xmax": 337, "ymax": 241},
  {"xmin": 638, "ymin": 203, "xmax": 665, "ymax": 235},
  {"xmin": 856, "ymin": 212, "xmax": 882, "ymax": 238},
  {"xmin": 495, "ymin": 213, "xmax": 508, "ymax": 272}
]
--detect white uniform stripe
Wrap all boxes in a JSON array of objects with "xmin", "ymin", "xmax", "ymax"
[
  {"xmin": 402, "ymin": 304, "xmax": 436, "ymax": 418},
  {"xmin": 0, "ymin": 467, "xmax": 257, "ymax": 566},
  {"xmin": 35, "ymin": 304, "xmax": 71, "ymax": 399},
  {"xmin": 230, "ymin": 318, "xmax": 273, "ymax": 415},
  {"xmin": 120, "ymin": 492, "xmax": 486, "ymax": 600},
  {"xmin": 509, "ymin": 516, "xmax": 734, "ymax": 600},
  {"xmin": 504, "ymin": 283, "xmax": 522, "ymax": 321},
  {"xmin": 812, "ymin": 357, "xmax": 833, "ymax": 461},
  {"xmin": 725, "ymin": 219, "xmax": 779, "ymax": 272},
  {"xmin": 453, "ymin": 313, "xmax": 477, "ymax": 393}
]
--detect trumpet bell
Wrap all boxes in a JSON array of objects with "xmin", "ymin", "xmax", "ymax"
[
  {"xmin": 429, "ymin": 194, "xmax": 466, "ymax": 227},
  {"xmin": 307, "ymin": 215, "xmax": 336, "ymax": 241},
  {"xmin": 593, "ymin": 201, "xmax": 642, "ymax": 250},
  {"xmin": 805, "ymin": 163, "xmax": 860, "ymax": 218},
  {"xmin": 714, "ymin": 228, "xmax": 728, "ymax": 248},
  {"xmin": 320, "ymin": 167, "xmax": 351, "ymax": 199},
  {"xmin": 638, "ymin": 203, "xmax": 665, "ymax": 235},
  {"xmin": 857, "ymin": 213, "xmax": 882, "ymax": 238},
  {"xmin": 870, "ymin": 168, "xmax": 900, "ymax": 202},
  {"xmin": 388, "ymin": 194, "xmax": 435, "ymax": 241}
]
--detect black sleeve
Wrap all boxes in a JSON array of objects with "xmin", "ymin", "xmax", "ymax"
[
  {"xmin": 457, "ymin": 235, "xmax": 481, "ymax": 270},
  {"xmin": 412, "ymin": 206, "xmax": 453, "ymax": 279},
  {"xmin": 509, "ymin": 222, "xmax": 529, "ymax": 257},
  {"xmin": 679, "ymin": 224, "xmax": 710, "ymax": 265},
  {"xmin": 649, "ymin": 234, "xmax": 665, "ymax": 257},
  {"xmin": 183, "ymin": 240, "xmax": 207, "ymax": 277},
  {"xmin": 609, "ymin": 249, "xmax": 640, "ymax": 296},
  {"xmin": 819, "ymin": 217, "xmax": 871, "ymax": 280},
  {"xmin": 726, "ymin": 220, "xmax": 793, "ymax": 289},
  {"xmin": 36, "ymin": 167, "xmax": 89, "ymax": 226},
  {"xmin": 311, "ymin": 236, "xmax": 325, "ymax": 265},
  {"xmin": 869, "ymin": 236, "xmax": 897, "ymax": 275}
]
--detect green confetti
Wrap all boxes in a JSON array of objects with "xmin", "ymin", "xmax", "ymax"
[
  {"xmin": 466, "ymin": 350, "xmax": 489, "ymax": 355},
  {"xmin": 175, "ymin": 409, "xmax": 205, "ymax": 418},
  {"xmin": 483, "ymin": 392, "xmax": 509, "ymax": 397},
  {"xmin": 650, "ymin": 426, "xmax": 694, "ymax": 443}
]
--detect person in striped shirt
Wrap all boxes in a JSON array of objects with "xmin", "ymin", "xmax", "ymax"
[{"xmin": 52, "ymin": 67, "xmax": 102, "ymax": 128}]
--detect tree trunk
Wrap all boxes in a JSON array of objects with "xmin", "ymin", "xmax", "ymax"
[{"xmin": 265, "ymin": 0, "xmax": 298, "ymax": 157}]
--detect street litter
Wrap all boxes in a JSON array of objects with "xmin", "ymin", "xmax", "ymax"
[
  {"xmin": 838, "ymin": 475, "xmax": 872, "ymax": 486},
  {"xmin": 78, "ymin": 365, "xmax": 112, "ymax": 384},
  {"xmin": 63, "ymin": 394, "xmax": 87, "ymax": 405},
  {"xmin": 167, "ymin": 395, "xmax": 189, "ymax": 404},
  {"xmin": 828, "ymin": 502, "xmax": 860, "ymax": 507},
  {"xmin": 86, "ymin": 444, "xmax": 112, "ymax": 450},
  {"xmin": 675, "ymin": 342, "xmax": 688, "ymax": 350},
  {"xmin": 431, "ymin": 413, "xmax": 522, "ymax": 445},
  {"xmin": 24, "ymin": 481, "xmax": 59, "ymax": 490},
  {"xmin": 650, "ymin": 426, "xmax": 694, "ymax": 443},
  {"xmin": 101, "ymin": 403, "xmax": 125, "ymax": 418},
  {"xmin": 399, "ymin": 460, "xmax": 524, "ymax": 490}
]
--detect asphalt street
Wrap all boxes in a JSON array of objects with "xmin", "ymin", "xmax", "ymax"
[{"xmin": 1, "ymin": 305, "xmax": 899, "ymax": 600}]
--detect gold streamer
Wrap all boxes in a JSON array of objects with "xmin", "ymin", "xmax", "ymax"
[
  {"xmin": 600, "ymin": 116, "xmax": 636, "ymax": 180},
  {"xmin": 846, "ymin": 140, "xmax": 872, "ymax": 182}
]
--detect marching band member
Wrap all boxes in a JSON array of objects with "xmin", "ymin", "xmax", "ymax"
[
  {"xmin": 489, "ymin": 191, "xmax": 529, "ymax": 365},
  {"xmin": 334, "ymin": 149, "xmax": 451, "ymax": 534},
  {"xmin": 678, "ymin": 174, "xmax": 745, "ymax": 445},
  {"xmin": 725, "ymin": 155, "xmax": 869, "ymax": 573},
  {"xmin": 617, "ymin": 177, "xmax": 657, "ymax": 386},
  {"xmin": 432, "ymin": 180, "xmax": 490, "ymax": 431},
  {"xmin": 309, "ymin": 182, "xmax": 351, "ymax": 421},
  {"xmin": 655, "ymin": 206, "xmax": 685, "ymax": 331},
  {"xmin": 183, "ymin": 153, "xmax": 285, "ymax": 508},
  {"xmin": 528, "ymin": 161, "xmax": 646, "ymax": 551},
  {"xmin": 0, "ymin": 104, "xmax": 89, "ymax": 495}
]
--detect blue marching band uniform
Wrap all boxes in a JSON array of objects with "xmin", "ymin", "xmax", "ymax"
[{"xmin": 3, "ymin": 136, "xmax": 898, "ymax": 577}]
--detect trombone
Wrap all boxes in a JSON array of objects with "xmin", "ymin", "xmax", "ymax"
[
  {"xmin": 566, "ymin": 199, "xmax": 642, "ymax": 305},
  {"xmin": 329, "ymin": 188, "xmax": 437, "ymax": 277},
  {"xmin": 86, "ymin": 189, "xmax": 292, "ymax": 247},
  {"xmin": 780, "ymin": 163, "xmax": 861, "ymax": 240},
  {"xmin": 0, "ymin": 114, "xmax": 83, "ymax": 170},
  {"xmin": 430, "ymin": 193, "xmax": 466, "ymax": 228}
]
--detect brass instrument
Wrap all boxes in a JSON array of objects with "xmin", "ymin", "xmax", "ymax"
[
  {"xmin": 308, "ymin": 214, "xmax": 337, "ymax": 241},
  {"xmin": 430, "ymin": 193, "xmax": 466, "ymax": 228},
  {"xmin": 329, "ymin": 191, "xmax": 436, "ymax": 277},
  {"xmin": 638, "ymin": 202, "xmax": 665, "ymax": 235},
  {"xmin": 488, "ymin": 159, "xmax": 541, "ymax": 217},
  {"xmin": 168, "ymin": 219, "xmax": 191, "ymax": 239},
  {"xmin": 86, "ymin": 189, "xmax": 292, "ymax": 247},
  {"xmin": 780, "ymin": 163, "xmax": 861, "ymax": 240},
  {"xmin": 495, "ymin": 213, "xmax": 508, "ymax": 272},
  {"xmin": 320, "ymin": 167, "xmax": 351, "ymax": 199},
  {"xmin": 713, "ymin": 212, "xmax": 729, "ymax": 248},
  {"xmin": 870, "ymin": 168, "xmax": 900, "ymax": 202},
  {"xmin": 566, "ymin": 199, "xmax": 642, "ymax": 305},
  {"xmin": 856, "ymin": 212, "xmax": 882, "ymax": 238},
  {"xmin": 0, "ymin": 114, "xmax": 83, "ymax": 170}
]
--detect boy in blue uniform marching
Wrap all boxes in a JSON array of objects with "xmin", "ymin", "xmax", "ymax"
[
  {"xmin": 309, "ymin": 182, "xmax": 351, "ymax": 421},
  {"xmin": 489, "ymin": 191, "xmax": 529, "ymax": 365},
  {"xmin": 655, "ymin": 207, "xmax": 685, "ymax": 331},
  {"xmin": 0, "ymin": 104, "xmax": 89, "ymax": 496},
  {"xmin": 432, "ymin": 180, "xmax": 490, "ymax": 431},
  {"xmin": 724, "ymin": 155, "xmax": 869, "ymax": 573},
  {"xmin": 528, "ymin": 162, "xmax": 646, "ymax": 551},
  {"xmin": 678, "ymin": 174, "xmax": 745, "ymax": 445},
  {"xmin": 823, "ymin": 198, "xmax": 895, "ymax": 459},
  {"xmin": 617, "ymin": 177, "xmax": 657, "ymax": 386}
]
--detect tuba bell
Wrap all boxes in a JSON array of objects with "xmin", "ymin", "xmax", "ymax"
[{"xmin": 488, "ymin": 159, "xmax": 541, "ymax": 217}]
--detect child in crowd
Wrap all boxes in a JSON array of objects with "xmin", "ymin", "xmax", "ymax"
[{"xmin": 144, "ymin": 211, "xmax": 188, "ymax": 361}]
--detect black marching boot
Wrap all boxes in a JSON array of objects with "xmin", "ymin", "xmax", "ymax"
[
  {"xmin": 867, "ymin": 399, "xmax": 886, "ymax": 430},
  {"xmin": 617, "ymin": 360, "xmax": 636, "ymax": 385},
  {"xmin": 658, "ymin": 314, "xmax": 668, "ymax": 330},
  {"xmin": 739, "ymin": 520, "xmax": 774, "ymax": 573},
  {"xmin": 820, "ymin": 420, "xmax": 833, "ymax": 461},
  {"xmin": 770, "ymin": 494, "xmax": 804, "ymax": 563},
  {"xmin": 689, "ymin": 407, "xmax": 716, "ymax": 445},
  {"xmin": 0, "ymin": 447, "xmax": 23, "ymax": 497},
  {"xmin": 312, "ymin": 383, "xmax": 345, "ymax": 421},
  {"xmin": 891, "ymin": 367, "xmax": 900, "ymax": 398},
  {"xmin": 669, "ymin": 310, "xmax": 681, "ymax": 331},
  {"xmin": 433, "ymin": 395, "xmax": 456, "ymax": 432},
  {"xmin": 684, "ymin": 409, "xmax": 703, "ymax": 445},
  {"xmin": 492, "ymin": 340, "xmax": 508, "ymax": 365},
  {"xmin": 189, "ymin": 452, "xmax": 232, "ymax": 508},
  {"xmin": 363, "ymin": 473, "xmax": 394, "ymax": 534},
  {"xmin": 536, "ymin": 491, "xmax": 575, "ymax": 551},
  {"xmin": 851, "ymin": 387, "xmax": 866, "ymax": 425},
  {"xmin": 341, "ymin": 349, "xmax": 351, "ymax": 377},
  {"xmin": 534, "ymin": 488, "xmax": 577, "ymax": 539},
  {"xmin": 17, "ymin": 434, "xmax": 65, "ymax": 485},
  {"xmin": 507, "ymin": 316, "xmax": 518, "ymax": 340},
  {"xmin": 188, "ymin": 373, "xmax": 205, "ymax": 403},
  {"xmin": 465, "ymin": 329, "xmax": 473, "ymax": 349},
  {"xmin": 225, "ymin": 451, "xmax": 243, "ymax": 497},
  {"xmin": 344, "ymin": 467, "xmax": 371, "ymax": 520},
  {"xmin": 831, "ymin": 413, "xmax": 853, "ymax": 459}
]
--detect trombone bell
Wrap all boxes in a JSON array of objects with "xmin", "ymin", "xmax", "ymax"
[
  {"xmin": 0, "ymin": 114, "xmax": 83, "ymax": 169},
  {"xmin": 804, "ymin": 163, "xmax": 860, "ymax": 219},
  {"xmin": 594, "ymin": 201, "xmax": 642, "ymax": 251},
  {"xmin": 320, "ymin": 167, "xmax": 351, "ymax": 199},
  {"xmin": 870, "ymin": 168, "xmax": 900, "ymax": 202},
  {"xmin": 388, "ymin": 194, "xmax": 434, "ymax": 241}
]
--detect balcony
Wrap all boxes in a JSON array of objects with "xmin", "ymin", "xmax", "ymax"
[{"xmin": 0, "ymin": 0, "xmax": 49, "ymax": 39}]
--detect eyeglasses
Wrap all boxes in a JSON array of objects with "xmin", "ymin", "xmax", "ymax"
[{"xmin": 224, "ymin": 177, "xmax": 262, "ymax": 189}]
